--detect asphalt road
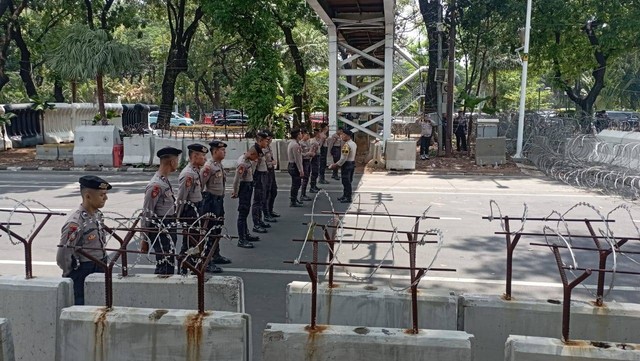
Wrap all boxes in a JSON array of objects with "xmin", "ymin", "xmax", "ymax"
[{"xmin": 1, "ymin": 170, "xmax": 640, "ymax": 360}]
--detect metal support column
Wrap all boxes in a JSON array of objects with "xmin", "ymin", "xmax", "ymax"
[{"xmin": 328, "ymin": 26, "xmax": 338, "ymax": 134}]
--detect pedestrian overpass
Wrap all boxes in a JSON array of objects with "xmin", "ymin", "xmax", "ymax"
[{"xmin": 307, "ymin": 0, "xmax": 425, "ymax": 142}]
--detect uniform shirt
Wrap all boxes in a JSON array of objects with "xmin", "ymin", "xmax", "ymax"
[
  {"xmin": 309, "ymin": 138, "xmax": 321, "ymax": 158},
  {"xmin": 420, "ymin": 121, "xmax": 433, "ymax": 137},
  {"xmin": 232, "ymin": 155, "xmax": 254, "ymax": 194},
  {"xmin": 56, "ymin": 205, "xmax": 106, "ymax": 276},
  {"xmin": 142, "ymin": 171, "xmax": 176, "ymax": 226},
  {"xmin": 263, "ymin": 145, "xmax": 276, "ymax": 170},
  {"xmin": 318, "ymin": 132, "xmax": 328, "ymax": 147},
  {"xmin": 176, "ymin": 164, "xmax": 203, "ymax": 215},
  {"xmin": 327, "ymin": 133, "xmax": 344, "ymax": 149},
  {"xmin": 336, "ymin": 139, "xmax": 357, "ymax": 166},
  {"xmin": 254, "ymin": 143, "xmax": 268, "ymax": 172},
  {"xmin": 300, "ymin": 139, "xmax": 313, "ymax": 160},
  {"xmin": 201, "ymin": 159, "xmax": 226, "ymax": 196},
  {"xmin": 287, "ymin": 139, "xmax": 304, "ymax": 173}
]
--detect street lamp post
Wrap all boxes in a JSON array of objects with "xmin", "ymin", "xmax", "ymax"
[{"xmin": 514, "ymin": 0, "xmax": 533, "ymax": 160}]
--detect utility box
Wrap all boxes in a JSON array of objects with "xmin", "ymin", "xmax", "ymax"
[
  {"xmin": 385, "ymin": 140, "xmax": 416, "ymax": 170},
  {"xmin": 475, "ymin": 137, "xmax": 506, "ymax": 166},
  {"xmin": 476, "ymin": 119, "xmax": 499, "ymax": 138}
]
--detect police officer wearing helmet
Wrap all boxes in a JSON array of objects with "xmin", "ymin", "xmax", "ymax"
[
  {"xmin": 142, "ymin": 146, "xmax": 181, "ymax": 274},
  {"xmin": 176, "ymin": 143, "xmax": 209, "ymax": 273},
  {"xmin": 200, "ymin": 140, "xmax": 232, "ymax": 271},
  {"xmin": 56, "ymin": 175, "xmax": 111, "ymax": 305},
  {"xmin": 329, "ymin": 129, "xmax": 357, "ymax": 203}
]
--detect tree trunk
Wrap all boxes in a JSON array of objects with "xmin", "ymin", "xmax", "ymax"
[
  {"xmin": 96, "ymin": 73, "xmax": 106, "ymax": 123},
  {"xmin": 53, "ymin": 78, "xmax": 64, "ymax": 102},
  {"xmin": 12, "ymin": 21, "xmax": 38, "ymax": 98},
  {"xmin": 158, "ymin": 54, "xmax": 182, "ymax": 129},
  {"xmin": 278, "ymin": 22, "xmax": 305, "ymax": 127},
  {"xmin": 193, "ymin": 78, "xmax": 205, "ymax": 121},
  {"xmin": 71, "ymin": 80, "xmax": 77, "ymax": 103},
  {"xmin": 419, "ymin": 0, "xmax": 440, "ymax": 113}
]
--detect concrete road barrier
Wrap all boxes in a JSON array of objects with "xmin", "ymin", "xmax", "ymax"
[
  {"xmin": 0, "ymin": 276, "xmax": 74, "ymax": 361},
  {"xmin": 505, "ymin": 335, "xmax": 640, "ymax": 361},
  {"xmin": 122, "ymin": 135, "xmax": 154, "ymax": 165},
  {"xmin": 276, "ymin": 139, "xmax": 289, "ymax": 171},
  {"xmin": 262, "ymin": 323, "xmax": 474, "ymax": 361},
  {"xmin": 72, "ymin": 125, "xmax": 122, "ymax": 167},
  {"xmin": 35, "ymin": 144, "xmax": 58, "ymax": 160},
  {"xmin": 222, "ymin": 139, "xmax": 249, "ymax": 169},
  {"xmin": 461, "ymin": 294, "xmax": 640, "ymax": 361},
  {"xmin": 286, "ymin": 281, "xmax": 458, "ymax": 330},
  {"xmin": 84, "ymin": 274, "xmax": 244, "ymax": 312},
  {"xmin": 59, "ymin": 306, "xmax": 251, "ymax": 361},
  {"xmin": 0, "ymin": 318, "xmax": 14, "ymax": 361},
  {"xmin": 152, "ymin": 137, "xmax": 185, "ymax": 165}
]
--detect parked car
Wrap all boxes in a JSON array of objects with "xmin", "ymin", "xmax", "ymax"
[
  {"xmin": 148, "ymin": 111, "xmax": 195, "ymax": 128},
  {"xmin": 216, "ymin": 114, "xmax": 249, "ymax": 126},
  {"xmin": 211, "ymin": 109, "xmax": 242, "ymax": 122},
  {"xmin": 595, "ymin": 110, "xmax": 639, "ymax": 131}
]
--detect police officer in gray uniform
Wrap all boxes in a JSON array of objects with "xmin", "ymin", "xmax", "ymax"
[
  {"xmin": 251, "ymin": 131, "xmax": 270, "ymax": 233},
  {"xmin": 262, "ymin": 130, "xmax": 280, "ymax": 222},
  {"xmin": 287, "ymin": 128, "xmax": 304, "ymax": 207},
  {"xmin": 200, "ymin": 140, "xmax": 232, "ymax": 271},
  {"xmin": 330, "ymin": 129, "xmax": 357, "ymax": 203},
  {"xmin": 232, "ymin": 147, "xmax": 260, "ymax": 248},
  {"xmin": 143, "ymin": 146, "xmax": 181, "ymax": 274},
  {"xmin": 176, "ymin": 144, "xmax": 208, "ymax": 273},
  {"xmin": 56, "ymin": 175, "xmax": 111, "ymax": 305},
  {"xmin": 299, "ymin": 129, "xmax": 313, "ymax": 201}
]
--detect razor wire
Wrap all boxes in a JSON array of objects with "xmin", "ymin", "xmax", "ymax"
[{"xmin": 295, "ymin": 190, "xmax": 446, "ymax": 292}]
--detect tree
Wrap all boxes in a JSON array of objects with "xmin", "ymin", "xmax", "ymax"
[
  {"xmin": 418, "ymin": 0, "xmax": 442, "ymax": 113},
  {"xmin": 48, "ymin": 25, "xmax": 139, "ymax": 123},
  {"xmin": 156, "ymin": 0, "xmax": 204, "ymax": 129},
  {"xmin": 0, "ymin": 109, "xmax": 15, "ymax": 151},
  {"xmin": 0, "ymin": 0, "xmax": 28, "ymax": 92}
]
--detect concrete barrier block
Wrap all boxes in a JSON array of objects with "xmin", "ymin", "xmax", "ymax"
[
  {"xmin": 59, "ymin": 306, "xmax": 251, "ymax": 361},
  {"xmin": 276, "ymin": 139, "xmax": 290, "ymax": 171},
  {"xmin": 385, "ymin": 140, "xmax": 416, "ymax": 170},
  {"xmin": 57, "ymin": 144, "xmax": 74, "ymax": 160},
  {"xmin": 505, "ymin": 335, "xmax": 640, "ymax": 361},
  {"xmin": 286, "ymin": 281, "xmax": 457, "ymax": 330},
  {"xmin": 35, "ymin": 144, "xmax": 58, "ymax": 160},
  {"xmin": 122, "ymin": 135, "xmax": 153, "ymax": 165},
  {"xmin": 152, "ymin": 137, "xmax": 185, "ymax": 165},
  {"xmin": 461, "ymin": 294, "xmax": 640, "ymax": 361},
  {"xmin": 84, "ymin": 274, "xmax": 244, "ymax": 313},
  {"xmin": 73, "ymin": 125, "xmax": 121, "ymax": 167},
  {"xmin": 222, "ymin": 139, "xmax": 249, "ymax": 169},
  {"xmin": 262, "ymin": 323, "xmax": 474, "ymax": 361},
  {"xmin": 0, "ymin": 276, "xmax": 74, "ymax": 361},
  {"xmin": 0, "ymin": 318, "xmax": 14, "ymax": 361}
]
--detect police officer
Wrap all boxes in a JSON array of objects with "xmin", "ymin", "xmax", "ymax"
[
  {"xmin": 330, "ymin": 129, "xmax": 357, "ymax": 203},
  {"xmin": 287, "ymin": 128, "xmax": 304, "ymax": 207},
  {"xmin": 56, "ymin": 175, "xmax": 111, "ymax": 305},
  {"xmin": 251, "ymin": 131, "xmax": 270, "ymax": 233},
  {"xmin": 142, "ymin": 146, "xmax": 181, "ymax": 274},
  {"xmin": 318, "ymin": 123, "xmax": 330, "ymax": 184},
  {"xmin": 176, "ymin": 143, "xmax": 209, "ymax": 273},
  {"xmin": 308, "ymin": 128, "xmax": 322, "ymax": 193},
  {"xmin": 200, "ymin": 140, "xmax": 232, "ymax": 272},
  {"xmin": 232, "ymin": 147, "xmax": 260, "ymax": 248},
  {"xmin": 327, "ymin": 127, "xmax": 344, "ymax": 180},
  {"xmin": 262, "ymin": 130, "xmax": 280, "ymax": 222},
  {"xmin": 299, "ymin": 129, "xmax": 313, "ymax": 202}
]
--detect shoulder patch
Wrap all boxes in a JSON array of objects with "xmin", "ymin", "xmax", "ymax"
[
  {"xmin": 202, "ymin": 168, "xmax": 210, "ymax": 178},
  {"xmin": 151, "ymin": 185, "xmax": 160, "ymax": 198},
  {"xmin": 186, "ymin": 176, "xmax": 193, "ymax": 188},
  {"xmin": 238, "ymin": 167, "xmax": 244, "ymax": 175},
  {"xmin": 66, "ymin": 223, "xmax": 79, "ymax": 242}
]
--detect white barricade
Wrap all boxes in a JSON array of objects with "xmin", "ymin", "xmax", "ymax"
[
  {"xmin": 152, "ymin": 137, "xmax": 185, "ymax": 165},
  {"xmin": 222, "ymin": 139, "xmax": 249, "ymax": 169},
  {"xmin": 276, "ymin": 139, "xmax": 290, "ymax": 171},
  {"xmin": 104, "ymin": 103, "xmax": 123, "ymax": 129},
  {"xmin": 42, "ymin": 103, "xmax": 74, "ymax": 144},
  {"xmin": 0, "ymin": 105, "xmax": 10, "ymax": 150},
  {"xmin": 0, "ymin": 318, "xmax": 14, "ymax": 361},
  {"xmin": 73, "ymin": 125, "xmax": 121, "ymax": 167},
  {"xmin": 122, "ymin": 135, "xmax": 154, "ymax": 165}
]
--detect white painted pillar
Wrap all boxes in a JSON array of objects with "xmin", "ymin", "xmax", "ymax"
[
  {"xmin": 383, "ymin": 33, "xmax": 394, "ymax": 142},
  {"xmin": 328, "ymin": 26, "xmax": 338, "ymax": 134}
]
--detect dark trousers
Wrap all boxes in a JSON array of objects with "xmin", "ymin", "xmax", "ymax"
[
  {"xmin": 179, "ymin": 204, "xmax": 201, "ymax": 271},
  {"xmin": 252, "ymin": 171, "xmax": 267, "ymax": 224},
  {"xmin": 264, "ymin": 169, "xmax": 277, "ymax": 214},
  {"xmin": 310, "ymin": 155, "xmax": 319, "ymax": 188},
  {"xmin": 455, "ymin": 132, "xmax": 467, "ymax": 151},
  {"xmin": 149, "ymin": 219, "xmax": 177, "ymax": 275},
  {"xmin": 319, "ymin": 146, "xmax": 328, "ymax": 180},
  {"xmin": 69, "ymin": 260, "xmax": 104, "ymax": 305},
  {"xmin": 288, "ymin": 163, "xmax": 301, "ymax": 200},
  {"xmin": 237, "ymin": 181, "xmax": 253, "ymax": 239},
  {"xmin": 341, "ymin": 161, "xmax": 355, "ymax": 200},
  {"xmin": 301, "ymin": 159, "xmax": 311, "ymax": 195},
  {"xmin": 420, "ymin": 135, "xmax": 431, "ymax": 156},
  {"xmin": 201, "ymin": 193, "xmax": 224, "ymax": 260},
  {"xmin": 331, "ymin": 146, "xmax": 341, "ymax": 177}
]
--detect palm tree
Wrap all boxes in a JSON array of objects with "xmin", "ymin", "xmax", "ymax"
[{"xmin": 47, "ymin": 25, "xmax": 139, "ymax": 124}]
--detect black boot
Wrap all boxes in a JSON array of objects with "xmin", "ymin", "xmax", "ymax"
[{"xmin": 290, "ymin": 198, "xmax": 302, "ymax": 207}]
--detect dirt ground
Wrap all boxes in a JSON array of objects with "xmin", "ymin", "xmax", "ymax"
[{"xmin": 0, "ymin": 145, "xmax": 520, "ymax": 175}]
